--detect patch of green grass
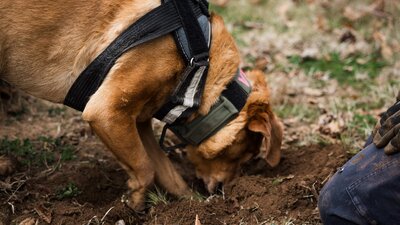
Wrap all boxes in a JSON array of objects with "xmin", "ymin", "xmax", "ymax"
[
  {"xmin": 345, "ymin": 113, "xmax": 376, "ymax": 147},
  {"xmin": 288, "ymin": 52, "xmax": 386, "ymax": 86},
  {"xmin": 276, "ymin": 103, "xmax": 319, "ymax": 123},
  {"xmin": 339, "ymin": 132, "xmax": 361, "ymax": 156},
  {"xmin": 310, "ymin": 133, "xmax": 333, "ymax": 147},
  {"xmin": 0, "ymin": 136, "xmax": 76, "ymax": 166},
  {"xmin": 210, "ymin": 1, "xmax": 267, "ymax": 23},
  {"xmin": 56, "ymin": 182, "xmax": 81, "ymax": 200},
  {"xmin": 191, "ymin": 191, "xmax": 206, "ymax": 201},
  {"xmin": 349, "ymin": 113, "xmax": 376, "ymax": 135},
  {"xmin": 209, "ymin": 1, "xmax": 274, "ymax": 46},
  {"xmin": 272, "ymin": 178, "xmax": 284, "ymax": 186},
  {"xmin": 0, "ymin": 138, "xmax": 35, "ymax": 165},
  {"xmin": 38, "ymin": 136, "xmax": 77, "ymax": 161},
  {"xmin": 339, "ymin": 113, "xmax": 376, "ymax": 155},
  {"xmin": 321, "ymin": 0, "xmax": 395, "ymax": 36},
  {"xmin": 147, "ymin": 186, "xmax": 169, "ymax": 206},
  {"xmin": 7, "ymin": 106, "xmax": 27, "ymax": 120},
  {"xmin": 48, "ymin": 107, "xmax": 66, "ymax": 117},
  {"xmin": 355, "ymin": 99, "xmax": 386, "ymax": 111}
]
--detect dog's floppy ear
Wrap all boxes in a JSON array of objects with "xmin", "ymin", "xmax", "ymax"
[
  {"xmin": 245, "ymin": 70, "xmax": 283, "ymax": 167},
  {"xmin": 247, "ymin": 105, "xmax": 283, "ymax": 167}
]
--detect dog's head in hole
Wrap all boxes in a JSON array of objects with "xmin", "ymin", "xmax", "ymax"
[{"xmin": 186, "ymin": 69, "xmax": 283, "ymax": 192}]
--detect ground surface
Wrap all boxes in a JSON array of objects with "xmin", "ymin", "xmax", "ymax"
[
  {"xmin": 1, "ymin": 0, "xmax": 399, "ymax": 224},
  {"xmin": 0, "ymin": 102, "xmax": 349, "ymax": 225}
]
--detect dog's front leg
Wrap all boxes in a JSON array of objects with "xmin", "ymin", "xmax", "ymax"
[
  {"xmin": 137, "ymin": 121, "xmax": 191, "ymax": 197},
  {"xmin": 83, "ymin": 103, "xmax": 154, "ymax": 211}
]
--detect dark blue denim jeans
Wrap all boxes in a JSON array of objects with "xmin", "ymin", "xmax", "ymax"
[{"xmin": 318, "ymin": 137, "xmax": 400, "ymax": 225}]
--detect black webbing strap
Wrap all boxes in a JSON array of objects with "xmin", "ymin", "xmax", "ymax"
[
  {"xmin": 153, "ymin": 0, "xmax": 211, "ymax": 124},
  {"xmin": 221, "ymin": 81, "xmax": 248, "ymax": 111},
  {"xmin": 64, "ymin": 0, "xmax": 203, "ymax": 111},
  {"xmin": 171, "ymin": 0, "xmax": 209, "ymax": 61}
]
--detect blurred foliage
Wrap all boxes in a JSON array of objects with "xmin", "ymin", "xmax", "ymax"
[
  {"xmin": 288, "ymin": 52, "xmax": 386, "ymax": 86},
  {"xmin": 56, "ymin": 182, "xmax": 81, "ymax": 200},
  {"xmin": 0, "ymin": 136, "xmax": 76, "ymax": 167}
]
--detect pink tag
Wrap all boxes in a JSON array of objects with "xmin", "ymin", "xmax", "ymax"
[{"xmin": 238, "ymin": 70, "xmax": 250, "ymax": 87}]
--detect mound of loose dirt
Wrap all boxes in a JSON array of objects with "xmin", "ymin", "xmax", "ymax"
[
  {"xmin": 0, "ymin": 138, "xmax": 349, "ymax": 225},
  {"xmin": 0, "ymin": 94, "xmax": 351, "ymax": 225},
  {"xmin": 145, "ymin": 144, "xmax": 348, "ymax": 225}
]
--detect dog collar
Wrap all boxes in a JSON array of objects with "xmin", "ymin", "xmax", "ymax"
[{"xmin": 159, "ymin": 69, "xmax": 252, "ymax": 150}]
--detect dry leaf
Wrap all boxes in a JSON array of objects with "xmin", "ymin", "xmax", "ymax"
[
  {"xmin": 316, "ymin": 14, "xmax": 328, "ymax": 31},
  {"xmin": 373, "ymin": 31, "xmax": 393, "ymax": 61},
  {"xmin": 318, "ymin": 114, "xmax": 345, "ymax": 137},
  {"xmin": 115, "ymin": 220, "xmax": 126, "ymax": 225},
  {"xmin": 254, "ymin": 56, "xmax": 269, "ymax": 71},
  {"xmin": 343, "ymin": 6, "xmax": 366, "ymax": 21},
  {"xmin": 243, "ymin": 21, "xmax": 264, "ymax": 29},
  {"xmin": 34, "ymin": 205, "xmax": 52, "ymax": 224},
  {"xmin": 18, "ymin": 218, "xmax": 37, "ymax": 225},
  {"xmin": 195, "ymin": 215, "xmax": 202, "ymax": 225},
  {"xmin": 278, "ymin": 1, "xmax": 294, "ymax": 23},
  {"xmin": 344, "ymin": 0, "xmax": 387, "ymax": 22},
  {"xmin": 304, "ymin": 88, "xmax": 323, "ymax": 97},
  {"xmin": 371, "ymin": 0, "xmax": 385, "ymax": 12},
  {"xmin": 301, "ymin": 48, "xmax": 319, "ymax": 60}
]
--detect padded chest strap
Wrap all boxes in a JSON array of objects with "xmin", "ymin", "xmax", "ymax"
[{"xmin": 64, "ymin": 0, "xmax": 210, "ymax": 114}]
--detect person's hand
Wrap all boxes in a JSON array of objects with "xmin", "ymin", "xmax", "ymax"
[{"xmin": 373, "ymin": 92, "xmax": 400, "ymax": 154}]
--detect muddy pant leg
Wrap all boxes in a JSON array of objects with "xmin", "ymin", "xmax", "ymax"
[{"xmin": 318, "ymin": 143, "xmax": 400, "ymax": 225}]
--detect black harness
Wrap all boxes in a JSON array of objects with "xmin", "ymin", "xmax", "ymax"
[{"xmin": 64, "ymin": 0, "xmax": 251, "ymax": 149}]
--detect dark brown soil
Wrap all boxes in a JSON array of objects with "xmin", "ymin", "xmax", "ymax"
[{"xmin": 0, "ymin": 93, "xmax": 351, "ymax": 225}]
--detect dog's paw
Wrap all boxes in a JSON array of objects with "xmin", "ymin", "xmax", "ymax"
[
  {"xmin": 121, "ymin": 191, "xmax": 146, "ymax": 212},
  {"xmin": 0, "ymin": 156, "xmax": 16, "ymax": 176}
]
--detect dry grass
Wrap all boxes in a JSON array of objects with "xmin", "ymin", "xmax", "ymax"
[{"xmin": 212, "ymin": 0, "xmax": 400, "ymax": 157}]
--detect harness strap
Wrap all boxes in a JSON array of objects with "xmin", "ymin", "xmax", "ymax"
[
  {"xmin": 63, "ymin": 0, "xmax": 252, "ymax": 150},
  {"xmin": 153, "ymin": 0, "xmax": 212, "ymax": 125},
  {"xmin": 171, "ymin": 0, "xmax": 209, "ymax": 60},
  {"xmin": 159, "ymin": 69, "xmax": 252, "ymax": 150},
  {"xmin": 64, "ymin": 0, "xmax": 204, "ymax": 111}
]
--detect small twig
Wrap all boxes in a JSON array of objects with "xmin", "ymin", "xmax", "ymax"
[
  {"xmin": 220, "ymin": 186, "xmax": 225, "ymax": 200},
  {"xmin": 6, "ymin": 177, "xmax": 27, "ymax": 202},
  {"xmin": 299, "ymin": 184, "xmax": 312, "ymax": 192},
  {"xmin": 321, "ymin": 172, "xmax": 333, "ymax": 185},
  {"xmin": 258, "ymin": 221, "xmax": 269, "ymax": 225},
  {"xmin": 38, "ymin": 157, "xmax": 62, "ymax": 179},
  {"xmin": 205, "ymin": 194, "xmax": 218, "ymax": 203},
  {"xmin": 86, "ymin": 207, "xmax": 115, "ymax": 225},
  {"xmin": 8, "ymin": 202, "xmax": 15, "ymax": 214},
  {"xmin": 71, "ymin": 199, "xmax": 86, "ymax": 208},
  {"xmin": 100, "ymin": 207, "xmax": 115, "ymax": 224},
  {"xmin": 311, "ymin": 181, "xmax": 319, "ymax": 199},
  {"xmin": 302, "ymin": 195, "xmax": 314, "ymax": 199},
  {"xmin": 87, "ymin": 216, "xmax": 100, "ymax": 225}
]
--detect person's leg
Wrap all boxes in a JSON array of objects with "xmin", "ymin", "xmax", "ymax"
[{"xmin": 318, "ymin": 142, "xmax": 400, "ymax": 225}]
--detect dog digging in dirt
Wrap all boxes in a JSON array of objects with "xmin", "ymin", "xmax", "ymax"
[{"xmin": 0, "ymin": 0, "xmax": 283, "ymax": 210}]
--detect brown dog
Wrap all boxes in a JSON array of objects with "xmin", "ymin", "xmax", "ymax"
[{"xmin": 0, "ymin": 0, "xmax": 283, "ymax": 210}]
